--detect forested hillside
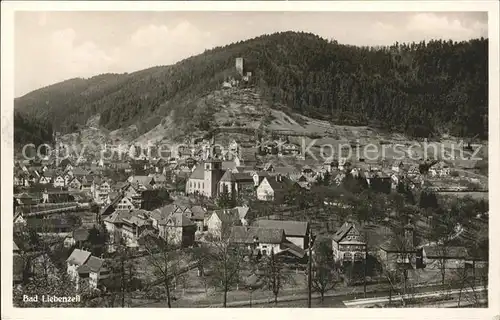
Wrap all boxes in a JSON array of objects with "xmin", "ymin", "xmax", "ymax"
[
  {"xmin": 14, "ymin": 111, "xmax": 54, "ymax": 150},
  {"xmin": 14, "ymin": 31, "xmax": 488, "ymax": 141}
]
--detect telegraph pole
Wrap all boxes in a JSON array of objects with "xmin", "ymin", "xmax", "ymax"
[
  {"xmin": 363, "ymin": 231, "xmax": 367, "ymax": 298},
  {"xmin": 307, "ymin": 230, "xmax": 313, "ymax": 308}
]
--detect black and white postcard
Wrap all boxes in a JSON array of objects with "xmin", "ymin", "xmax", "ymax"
[{"xmin": 1, "ymin": 1, "xmax": 499, "ymax": 319}]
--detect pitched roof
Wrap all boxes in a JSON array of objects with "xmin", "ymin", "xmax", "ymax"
[
  {"xmin": 279, "ymin": 241, "xmax": 306, "ymax": 258},
  {"xmin": 84, "ymin": 256, "xmax": 105, "ymax": 273},
  {"xmin": 161, "ymin": 212, "xmax": 194, "ymax": 227},
  {"xmin": 254, "ymin": 220, "xmax": 309, "ymax": 237},
  {"xmin": 188, "ymin": 165, "xmax": 205, "ymax": 180},
  {"xmin": 72, "ymin": 167, "xmax": 90, "ymax": 176},
  {"xmin": 424, "ymin": 246, "xmax": 469, "ymax": 259},
  {"xmin": 100, "ymin": 193, "xmax": 124, "ymax": 216},
  {"xmin": 240, "ymin": 148, "xmax": 258, "ymax": 161},
  {"xmin": 73, "ymin": 228, "xmax": 89, "ymax": 242},
  {"xmin": 262, "ymin": 176, "xmax": 294, "ymax": 192},
  {"xmin": 222, "ymin": 161, "xmax": 237, "ymax": 171},
  {"xmin": 66, "ymin": 249, "xmax": 91, "ymax": 266},
  {"xmin": 234, "ymin": 206, "xmax": 250, "ymax": 220},
  {"xmin": 332, "ymin": 222, "xmax": 364, "ymax": 243},
  {"xmin": 212, "ymin": 208, "xmax": 242, "ymax": 223},
  {"xmin": 151, "ymin": 204, "xmax": 177, "ymax": 220},
  {"xmin": 220, "ymin": 170, "xmax": 235, "ymax": 182},
  {"xmin": 230, "ymin": 226, "xmax": 285, "ymax": 244},
  {"xmin": 233, "ymin": 173, "xmax": 253, "ymax": 182},
  {"xmin": 273, "ymin": 167, "xmax": 298, "ymax": 176},
  {"xmin": 129, "ymin": 175, "xmax": 154, "ymax": 185}
]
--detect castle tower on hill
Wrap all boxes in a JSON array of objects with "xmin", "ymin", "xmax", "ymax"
[{"xmin": 235, "ymin": 57, "xmax": 244, "ymax": 76}]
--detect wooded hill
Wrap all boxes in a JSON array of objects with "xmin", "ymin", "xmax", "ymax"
[{"xmin": 14, "ymin": 31, "xmax": 488, "ymax": 148}]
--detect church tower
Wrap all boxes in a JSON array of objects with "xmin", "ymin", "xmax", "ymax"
[
  {"xmin": 235, "ymin": 57, "xmax": 244, "ymax": 76},
  {"xmin": 204, "ymin": 159, "xmax": 222, "ymax": 198}
]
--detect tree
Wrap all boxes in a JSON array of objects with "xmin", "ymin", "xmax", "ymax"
[
  {"xmin": 139, "ymin": 234, "xmax": 185, "ymax": 308},
  {"xmin": 204, "ymin": 223, "xmax": 243, "ymax": 307},
  {"xmin": 377, "ymin": 223, "xmax": 416, "ymax": 306},
  {"xmin": 311, "ymin": 240, "xmax": 338, "ymax": 302},
  {"xmin": 13, "ymin": 270, "xmax": 89, "ymax": 308},
  {"xmin": 261, "ymin": 248, "xmax": 291, "ymax": 305},
  {"xmin": 428, "ymin": 211, "xmax": 458, "ymax": 289},
  {"xmin": 216, "ymin": 188, "xmax": 235, "ymax": 209},
  {"xmin": 106, "ymin": 240, "xmax": 137, "ymax": 307}
]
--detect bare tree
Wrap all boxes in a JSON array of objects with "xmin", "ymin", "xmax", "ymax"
[
  {"xmin": 204, "ymin": 223, "xmax": 244, "ymax": 307},
  {"xmin": 261, "ymin": 248, "xmax": 291, "ymax": 305},
  {"xmin": 107, "ymin": 239, "xmax": 136, "ymax": 307},
  {"xmin": 428, "ymin": 212, "xmax": 457, "ymax": 290},
  {"xmin": 311, "ymin": 240, "xmax": 338, "ymax": 302},
  {"xmin": 140, "ymin": 234, "xmax": 184, "ymax": 308},
  {"xmin": 377, "ymin": 223, "xmax": 416, "ymax": 307}
]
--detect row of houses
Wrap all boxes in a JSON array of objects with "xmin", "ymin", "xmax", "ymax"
[{"xmin": 328, "ymin": 221, "xmax": 482, "ymax": 273}]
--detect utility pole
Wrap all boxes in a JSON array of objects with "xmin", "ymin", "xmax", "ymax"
[
  {"xmin": 307, "ymin": 229, "xmax": 313, "ymax": 308},
  {"xmin": 363, "ymin": 232, "xmax": 368, "ymax": 298}
]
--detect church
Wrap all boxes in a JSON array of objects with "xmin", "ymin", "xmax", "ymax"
[{"xmin": 185, "ymin": 159, "xmax": 225, "ymax": 198}]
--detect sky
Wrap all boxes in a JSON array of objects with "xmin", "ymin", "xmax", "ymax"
[{"xmin": 14, "ymin": 11, "xmax": 488, "ymax": 97}]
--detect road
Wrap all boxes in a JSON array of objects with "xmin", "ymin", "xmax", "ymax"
[{"xmin": 135, "ymin": 281, "xmax": 483, "ymax": 308}]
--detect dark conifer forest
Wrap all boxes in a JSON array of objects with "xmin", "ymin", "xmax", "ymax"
[{"xmin": 14, "ymin": 31, "xmax": 488, "ymax": 145}]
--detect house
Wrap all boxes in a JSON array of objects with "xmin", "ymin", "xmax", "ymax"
[
  {"xmin": 230, "ymin": 226, "xmax": 306, "ymax": 260},
  {"xmin": 253, "ymin": 220, "xmax": 310, "ymax": 249},
  {"xmin": 218, "ymin": 171, "xmax": 254, "ymax": 197},
  {"xmin": 39, "ymin": 175, "xmax": 52, "ymax": 185},
  {"xmin": 14, "ymin": 173, "xmax": 28, "ymax": 187},
  {"xmin": 256, "ymin": 175, "xmax": 294, "ymax": 202},
  {"xmin": 350, "ymin": 167, "xmax": 361, "ymax": 178},
  {"xmin": 77, "ymin": 256, "xmax": 110, "ymax": 289},
  {"xmin": 433, "ymin": 161, "xmax": 451, "ymax": 176},
  {"xmin": 103, "ymin": 209, "xmax": 155, "ymax": 247},
  {"xmin": 230, "ymin": 226, "xmax": 286, "ymax": 255},
  {"xmin": 151, "ymin": 204, "xmax": 206, "ymax": 232},
  {"xmin": 148, "ymin": 174, "xmax": 168, "ymax": 188},
  {"xmin": 115, "ymin": 196, "xmax": 138, "ymax": 211},
  {"xmin": 391, "ymin": 161, "xmax": 405, "ymax": 173},
  {"xmin": 123, "ymin": 184, "xmax": 149, "ymax": 209},
  {"xmin": 14, "ymin": 193, "xmax": 35, "ymax": 206},
  {"xmin": 252, "ymin": 171, "xmax": 269, "ymax": 187},
  {"xmin": 66, "ymin": 249, "xmax": 109, "ymax": 289},
  {"xmin": 235, "ymin": 148, "xmax": 259, "ymax": 168},
  {"xmin": 157, "ymin": 212, "xmax": 196, "ymax": 247},
  {"xmin": 331, "ymin": 222, "xmax": 367, "ymax": 264},
  {"xmin": 71, "ymin": 167, "xmax": 90, "ymax": 178},
  {"xmin": 66, "ymin": 249, "xmax": 92, "ymax": 283},
  {"xmin": 378, "ymin": 224, "xmax": 417, "ymax": 271},
  {"xmin": 68, "ymin": 177, "xmax": 83, "ymax": 191},
  {"xmin": 128, "ymin": 175, "xmax": 156, "ymax": 189},
  {"xmin": 73, "ymin": 228, "xmax": 90, "ymax": 247},
  {"xmin": 14, "ymin": 211, "xmax": 27, "ymax": 227},
  {"xmin": 185, "ymin": 159, "xmax": 225, "ymax": 198},
  {"xmin": 421, "ymin": 246, "xmax": 470, "ymax": 269},
  {"xmin": 177, "ymin": 205, "xmax": 206, "ymax": 232},
  {"xmin": 59, "ymin": 159, "xmax": 72, "ymax": 171},
  {"xmin": 407, "ymin": 165, "xmax": 420, "ymax": 177},
  {"xmin": 206, "ymin": 207, "xmax": 249, "ymax": 237},
  {"xmin": 323, "ymin": 159, "xmax": 339, "ymax": 173}
]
